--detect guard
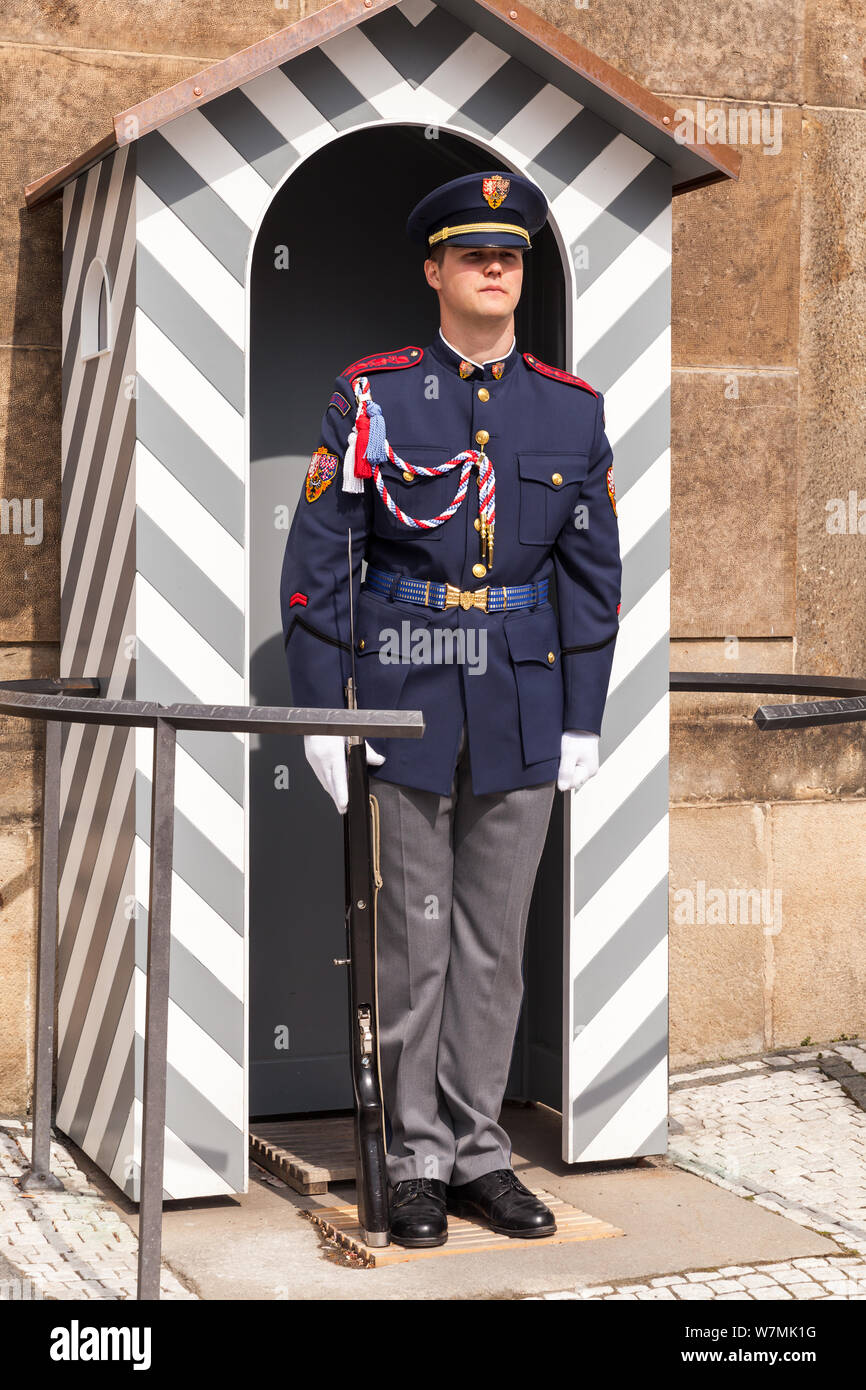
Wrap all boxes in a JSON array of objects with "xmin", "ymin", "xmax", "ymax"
[{"xmin": 280, "ymin": 169, "xmax": 622, "ymax": 1247}]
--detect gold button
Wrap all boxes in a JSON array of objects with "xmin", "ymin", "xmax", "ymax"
[
  {"xmin": 472, "ymin": 562, "xmax": 487, "ymax": 578},
  {"xmin": 474, "ymin": 429, "xmax": 489, "ymax": 447},
  {"xmin": 474, "ymin": 517, "xmax": 481, "ymax": 531},
  {"xmin": 358, "ymin": 638, "xmax": 365, "ymax": 649},
  {"xmin": 477, "ymin": 388, "xmax": 489, "ymax": 402},
  {"xmin": 551, "ymin": 472, "xmax": 563, "ymax": 486},
  {"xmin": 547, "ymin": 651, "xmax": 555, "ymax": 663},
  {"xmin": 402, "ymin": 470, "xmax": 413, "ymax": 482}
]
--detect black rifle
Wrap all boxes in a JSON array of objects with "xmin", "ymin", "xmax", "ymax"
[{"xmin": 342, "ymin": 529, "xmax": 390, "ymax": 1246}]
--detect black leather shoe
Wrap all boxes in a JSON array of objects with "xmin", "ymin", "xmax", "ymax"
[
  {"xmin": 446, "ymin": 1168, "xmax": 556, "ymax": 1237},
  {"xmin": 388, "ymin": 1177, "xmax": 449, "ymax": 1247}
]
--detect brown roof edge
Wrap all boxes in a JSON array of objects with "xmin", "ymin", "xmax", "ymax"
[
  {"xmin": 672, "ymin": 169, "xmax": 734, "ymax": 196},
  {"xmin": 24, "ymin": 0, "xmax": 402, "ymax": 208},
  {"xmin": 110, "ymin": 0, "xmax": 402, "ymax": 145},
  {"xmin": 473, "ymin": 0, "xmax": 741, "ymax": 188},
  {"xmin": 24, "ymin": 132, "xmax": 119, "ymax": 209},
  {"xmin": 24, "ymin": 0, "xmax": 740, "ymax": 209}
]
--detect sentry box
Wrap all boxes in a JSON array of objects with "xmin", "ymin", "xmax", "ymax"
[{"xmin": 25, "ymin": 0, "xmax": 739, "ymax": 1200}]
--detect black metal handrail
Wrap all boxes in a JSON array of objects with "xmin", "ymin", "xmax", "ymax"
[
  {"xmin": 0, "ymin": 676, "xmax": 423, "ymax": 1300},
  {"xmin": 669, "ymin": 671, "xmax": 866, "ymax": 729}
]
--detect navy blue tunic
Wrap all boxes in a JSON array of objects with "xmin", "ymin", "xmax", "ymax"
[{"xmin": 280, "ymin": 333, "xmax": 622, "ymax": 796}]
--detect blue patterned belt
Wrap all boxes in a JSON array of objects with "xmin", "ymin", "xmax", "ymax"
[{"xmin": 363, "ymin": 565, "xmax": 549, "ymax": 613}]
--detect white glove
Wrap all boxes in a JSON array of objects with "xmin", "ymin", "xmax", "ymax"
[
  {"xmin": 303, "ymin": 735, "xmax": 386, "ymax": 815},
  {"xmin": 557, "ymin": 729, "xmax": 600, "ymax": 793}
]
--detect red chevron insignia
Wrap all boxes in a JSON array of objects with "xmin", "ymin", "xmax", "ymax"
[
  {"xmin": 339, "ymin": 345, "xmax": 424, "ymax": 380},
  {"xmin": 522, "ymin": 352, "xmax": 598, "ymax": 398},
  {"xmin": 289, "ymin": 592, "xmax": 308, "ymax": 607}
]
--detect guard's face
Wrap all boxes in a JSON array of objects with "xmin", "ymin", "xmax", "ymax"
[{"xmin": 425, "ymin": 245, "xmax": 524, "ymax": 322}]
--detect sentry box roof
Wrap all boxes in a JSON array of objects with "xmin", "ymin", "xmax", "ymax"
[{"xmin": 25, "ymin": 0, "xmax": 739, "ymax": 207}]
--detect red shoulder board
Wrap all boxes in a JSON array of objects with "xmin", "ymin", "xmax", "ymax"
[
  {"xmin": 340, "ymin": 345, "xmax": 424, "ymax": 380},
  {"xmin": 522, "ymin": 352, "xmax": 598, "ymax": 398}
]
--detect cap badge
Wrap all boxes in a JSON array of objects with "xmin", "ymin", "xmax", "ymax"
[{"xmin": 482, "ymin": 175, "xmax": 510, "ymax": 209}]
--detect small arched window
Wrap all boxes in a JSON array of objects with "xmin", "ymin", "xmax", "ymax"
[{"xmin": 81, "ymin": 257, "xmax": 112, "ymax": 360}]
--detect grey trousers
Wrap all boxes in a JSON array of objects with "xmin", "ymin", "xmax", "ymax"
[{"xmin": 371, "ymin": 721, "xmax": 557, "ymax": 1185}]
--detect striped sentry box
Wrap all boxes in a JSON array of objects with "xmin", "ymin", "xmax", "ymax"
[{"xmin": 56, "ymin": 0, "xmax": 671, "ymax": 1197}]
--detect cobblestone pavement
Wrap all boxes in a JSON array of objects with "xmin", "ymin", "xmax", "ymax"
[
  {"xmin": 0, "ymin": 1120, "xmax": 196, "ymax": 1300},
  {"xmin": 525, "ymin": 1255, "xmax": 866, "ymax": 1299},
  {"xmin": 4, "ymin": 1040, "xmax": 866, "ymax": 1301},
  {"xmin": 530, "ymin": 1040, "xmax": 866, "ymax": 1300}
]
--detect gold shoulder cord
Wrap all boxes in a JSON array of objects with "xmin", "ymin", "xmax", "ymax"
[{"xmin": 368, "ymin": 792, "xmax": 387, "ymax": 1150}]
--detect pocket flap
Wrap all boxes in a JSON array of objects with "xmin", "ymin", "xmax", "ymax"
[
  {"xmin": 504, "ymin": 610, "xmax": 560, "ymax": 665},
  {"xmin": 517, "ymin": 452, "xmax": 589, "ymax": 488},
  {"xmin": 355, "ymin": 589, "xmax": 433, "ymax": 655}
]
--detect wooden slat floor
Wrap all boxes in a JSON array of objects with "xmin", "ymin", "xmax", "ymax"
[
  {"xmin": 251, "ymin": 1116, "xmax": 624, "ymax": 1265},
  {"xmin": 250, "ymin": 1117, "xmax": 356, "ymax": 1193},
  {"xmin": 306, "ymin": 1192, "xmax": 624, "ymax": 1266}
]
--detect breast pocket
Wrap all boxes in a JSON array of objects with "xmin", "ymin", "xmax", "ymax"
[
  {"xmin": 371, "ymin": 444, "xmax": 464, "ymax": 544},
  {"xmin": 517, "ymin": 452, "xmax": 590, "ymax": 546}
]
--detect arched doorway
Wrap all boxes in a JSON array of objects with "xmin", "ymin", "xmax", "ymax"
[{"xmin": 248, "ymin": 122, "xmax": 566, "ymax": 1119}]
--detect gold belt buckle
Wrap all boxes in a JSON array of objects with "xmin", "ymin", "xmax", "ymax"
[{"xmin": 443, "ymin": 583, "xmax": 489, "ymax": 611}]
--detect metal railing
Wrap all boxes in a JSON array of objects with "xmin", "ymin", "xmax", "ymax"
[
  {"xmin": 669, "ymin": 671, "xmax": 866, "ymax": 727},
  {"xmin": 0, "ymin": 676, "xmax": 423, "ymax": 1300},
  {"xmin": 2, "ymin": 668, "xmax": 863, "ymax": 1300}
]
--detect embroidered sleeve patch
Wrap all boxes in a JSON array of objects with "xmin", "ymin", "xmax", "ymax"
[
  {"xmin": 606, "ymin": 464, "xmax": 617, "ymax": 516},
  {"xmin": 306, "ymin": 446, "xmax": 339, "ymax": 502},
  {"xmin": 328, "ymin": 391, "xmax": 350, "ymax": 416},
  {"xmin": 289, "ymin": 592, "xmax": 308, "ymax": 607}
]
